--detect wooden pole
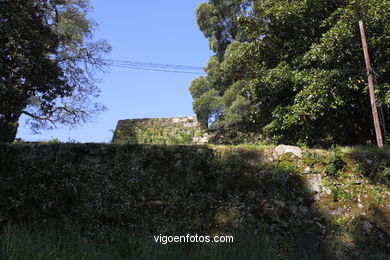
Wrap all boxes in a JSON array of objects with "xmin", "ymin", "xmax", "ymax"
[{"xmin": 359, "ymin": 21, "xmax": 383, "ymax": 149}]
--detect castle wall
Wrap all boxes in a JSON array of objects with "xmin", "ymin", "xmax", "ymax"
[{"xmin": 112, "ymin": 116, "xmax": 208, "ymax": 144}]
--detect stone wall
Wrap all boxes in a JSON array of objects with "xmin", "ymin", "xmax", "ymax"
[
  {"xmin": 0, "ymin": 143, "xmax": 388, "ymax": 256},
  {"xmin": 112, "ymin": 116, "xmax": 209, "ymax": 144}
]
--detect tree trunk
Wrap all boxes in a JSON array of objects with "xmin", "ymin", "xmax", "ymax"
[
  {"xmin": 196, "ymin": 115, "xmax": 209, "ymax": 130},
  {"xmin": 0, "ymin": 112, "xmax": 21, "ymax": 143}
]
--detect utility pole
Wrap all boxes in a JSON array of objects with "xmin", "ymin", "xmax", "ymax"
[{"xmin": 359, "ymin": 20, "xmax": 383, "ymax": 149}]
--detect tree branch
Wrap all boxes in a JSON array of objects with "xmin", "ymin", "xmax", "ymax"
[{"xmin": 22, "ymin": 106, "xmax": 79, "ymax": 122}]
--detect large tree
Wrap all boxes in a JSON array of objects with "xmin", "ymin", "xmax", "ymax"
[
  {"xmin": 190, "ymin": 0, "xmax": 253, "ymax": 132},
  {"xmin": 0, "ymin": 0, "xmax": 110, "ymax": 142},
  {"xmin": 191, "ymin": 0, "xmax": 390, "ymax": 146}
]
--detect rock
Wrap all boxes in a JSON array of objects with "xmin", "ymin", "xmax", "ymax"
[
  {"xmin": 366, "ymin": 159, "xmax": 373, "ymax": 164},
  {"xmin": 316, "ymin": 222, "xmax": 326, "ymax": 234},
  {"xmin": 148, "ymin": 200, "xmax": 167, "ymax": 207},
  {"xmin": 172, "ymin": 117, "xmax": 186, "ymax": 123},
  {"xmin": 183, "ymin": 121, "xmax": 198, "ymax": 127},
  {"xmin": 363, "ymin": 221, "xmax": 373, "ymax": 232},
  {"xmin": 263, "ymin": 204, "xmax": 275, "ymax": 212},
  {"xmin": 274, "ymin": 145, "xmax": 302, "ymax": 158},
  {"xmin": 322, "ymin": 186, "xmax": 332, "ymax": 195},
  {"xmin": 306, "ymin": 174, "xmax": 331, "ymax": 200},
  {"xmin": 304, "ymin": 167, "xmax": 311, "ymax": 174},
  {"xmin": 330, "ymin": 208, "xmax": 345, "ymax": 215},
  {"xmin": 290, "ymin": 205, "xmax": 299, "ymax": 216},
  {"xmin": 273, "ymin": 200, "xmax": 286, "ymax": 208},
  {"xmin": 196, "ymin": 148, "xmax": 207, "ymax": 154},
  {"xmin": 262, "ymin": 203, "xmax": 277, "ymax": 219},
  {"xmin": 193, "ymin": 136, "xmax": 208, "ymax": 145},
  {"xmin": 174, "ymin": 160, "xmax": 183, "ymax": 170},
  {"xmin": 307, "ymin": 174, "xmax": 322, "ymax": 194},
  {"xmin": 299, "ymin": 206, "xmax": 309, "ymax": 214},
  {"xmin": 358, "ymin": 203, "xmax": 364, "ymax": 208},
  {"xmin": 313, "ymin": 193, "xmax": 321, "ymax": 201}
]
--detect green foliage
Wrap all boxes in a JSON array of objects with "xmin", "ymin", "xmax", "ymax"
[
  {"xmin": 331, "ymin": 188, "xmax": 354, "ymax": 202},
  {"xmin": 324, "ymin": 149, "xmax": 346, "ymax": 178},
  {"xmin": 0, "ymin": 0, "xmax": 65, "ymax": 142},
  {"xmin": 209, "ymin": 129, "xmax": 264, "ymax": 145},
  {"xmin": 0, "ymin": 0, "xmax": 110, "ymax": 142},
  {"xmin": 190, "ymin": 2, "xmax": 254, "ymax": 131},
  {"xmin": 192, "ymin": 0, "xmax": 390, "ymax": 147},
  {"xmin": 47, "ymin": 138, "xmax": 61, "ymax": 143},
  {"xmin": 302, "ymin": 151, "xmax": 325, "ymax": 168},
  {"xmin": 196, "ymin": 1, "xmax": 251, "ymax": 55},
  {"xmin": 372, "ymin": 186, "xmax": 385, "ymax": 204}
]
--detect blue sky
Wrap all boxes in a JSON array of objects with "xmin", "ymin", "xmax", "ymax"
[{"xmin": 17, "ymin": 0, "xmax": 212, "ymax": 143}]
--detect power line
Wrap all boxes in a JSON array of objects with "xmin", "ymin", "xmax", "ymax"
[
  {"xmin": 101, "ymin": 58, "xmax": 368, "ymax": 76},
  {"xmin": 104, "ymin": 59, "xmax": 204, "ymax": 70},
  {"xmin": 109, "ymin": 64, "xmax": 206, "ymax": 75},
  {"xmin": 103, "ymin": 59, "xmax": 206, "ymax": 75}
]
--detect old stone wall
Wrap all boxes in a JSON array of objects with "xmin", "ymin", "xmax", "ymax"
[
  {"xmin": 112, "ymin": 116, "xmax": 209, "ymax": 144},
  {"xmin": 0, "ymin": 143, "xmax": 388, "ymax": 255}
]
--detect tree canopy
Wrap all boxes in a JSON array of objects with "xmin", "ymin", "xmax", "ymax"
[
  {"xmin": 190, "ymin": 0, "xmax": 390, "ymax": 147},
  {"xmin": 0, "ymin": 0, "xmax": 110, "ymax": 142}
]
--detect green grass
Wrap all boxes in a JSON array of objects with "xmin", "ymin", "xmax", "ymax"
[
  {"xmin": 207, "ymin": 143, "xmax": 275, "ymax": 150},
  {"xmin": 0, "ymin": 225, "xmax": 323, "ymax": 260},
  {"xmin": 232, "ymin": 143, "xmax": 275, "ymax": 149},
  {"xmin": 341, "ymin": 145, "xmax": 390, "ymax": 158},
  {"xmin": 1, "ymin": 225, "xmax": 388, "ymax": 260}
]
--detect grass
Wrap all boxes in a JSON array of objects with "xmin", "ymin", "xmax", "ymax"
[
  {"xmin": 1, "ymin": 225, "xmax": 388, "ymax": 260},
  {"xmin": 207, "ymin": 142, "xmax": 275, "ymax": 151},
  {"xmin": 232, "ymin": 142, "xmax": 276, "ymax": 149},
  {"xmin": 0, "ymin": 225, "xmax": 326, "ymax": 260},
  {"xmin": 341, "ymin": 145, "xmax": 390, "ymax": 158}
]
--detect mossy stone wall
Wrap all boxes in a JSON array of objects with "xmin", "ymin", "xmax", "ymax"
[
  {"xmin": 112, "ymin": 116, "xmax": 208, "ymax": 145},
  {"xmin": 0, "ymin": 143, "xmax": 388, "ymax": 257}
]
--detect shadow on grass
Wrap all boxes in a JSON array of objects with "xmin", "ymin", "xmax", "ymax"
[{"xmin": 346, "ymin": 145, "xmax": 390, "ymax": 186}]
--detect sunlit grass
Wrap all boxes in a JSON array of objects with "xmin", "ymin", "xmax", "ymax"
[{"xmin": 340, "ymin": 145, "xmax": 390, "ymax": 158}]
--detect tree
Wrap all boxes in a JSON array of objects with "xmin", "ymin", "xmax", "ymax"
[
  {"xmin": 192, "ymin": 0, "xmax": 390, "ymax": 147},
  {"xmin": 190, "ymin": 0, "xmax": 253, "ymax": 130},
  {"xmin": 0, "ymin": 0, "xmax": 110, "ymax": 142}
]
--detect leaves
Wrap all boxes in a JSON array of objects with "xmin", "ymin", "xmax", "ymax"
[
  {"xmin": 192, "ymin": 0, "xmax": 390, "ymax": 147},
  {"xmin": 0, "ymin": 0, "xmax": 110, "ymax": 142}
]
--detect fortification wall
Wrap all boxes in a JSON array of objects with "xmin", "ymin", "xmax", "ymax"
[
  {"xmin": 112, "ymin": 116, "xmax": 209, "ymax": 144},
  {"xmin": 0, "ymin": 143, "xmax": 388, "ymax": 254}
]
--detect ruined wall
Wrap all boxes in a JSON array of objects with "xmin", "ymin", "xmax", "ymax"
[{"xmin": 112, "ymin": 116, "xmax": 209, "ymax": 145}]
